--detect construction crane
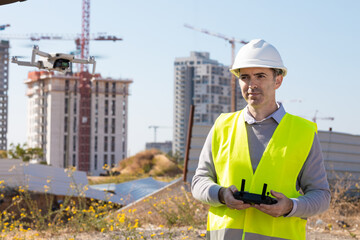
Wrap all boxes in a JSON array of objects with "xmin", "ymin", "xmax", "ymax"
[
  {"xmin": 184, "ymin": 23, "xmax": 248, "ymax": 112},
  {"xmin": 0, "ymin": 32, "xmax": 122, "ymax": 72},
  {"xmin": 0, "ymin": 1, "xmax": 122, "ymax": 172},
  {"xmin": 149, "ymin": 126, "xmax": 171, "ymax": 143},
  {"xmin": 0, "ymin": 33, "xmax": 122, "ymax": 58},
  {"xmin": 312, "ymin": 110, "xmax": 335, "ymax": 123}
]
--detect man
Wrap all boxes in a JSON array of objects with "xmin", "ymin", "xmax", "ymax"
[{"xmin": 191, "ymin": 39, "xmax": 330, "ymax": 240}]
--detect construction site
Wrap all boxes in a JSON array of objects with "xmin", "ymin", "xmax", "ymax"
[{"xmin": 0, "ymin": 0, "xmax": 360, "ymax": 239}]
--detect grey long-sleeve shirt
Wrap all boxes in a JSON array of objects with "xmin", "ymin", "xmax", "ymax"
[{"xmin": 191, "ymin": 104, "xmax": 331, "ymax": 218}]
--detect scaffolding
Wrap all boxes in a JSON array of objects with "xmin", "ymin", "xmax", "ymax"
[{"xmin": 0, "ymin": 40, "xmax": 9, "ymax": 150}]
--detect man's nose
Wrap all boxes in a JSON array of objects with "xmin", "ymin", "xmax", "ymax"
[{"xmin": 248, "ymin": 79, "xmax": 258, "ymax": 89}]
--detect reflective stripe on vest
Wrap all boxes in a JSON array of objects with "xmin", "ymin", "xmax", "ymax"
[{"xmin": 207, "ymin": 111, "xmax": 316, "ymax": 240}]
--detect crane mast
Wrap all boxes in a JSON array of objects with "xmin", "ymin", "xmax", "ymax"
[{"xmin": 81, "ymin": 0, "xmax": 90, "ymax": 72}]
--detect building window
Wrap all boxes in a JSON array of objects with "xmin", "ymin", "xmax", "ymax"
[
  {"xmin": 95, "ymin": 82, "xmax": 99, "ymax": 96},
  {"xmin": 64, "ymin": 117, "xmax": 68, "ymax": 133},
  {"xmin": 94, "ymin": 136, "xmax": 98, "ymax": 152},
  {"xmin": 73, "ymin": 117, "xmax": 77, "ymax": 133},
  {"xmin": 104, "ymin": 154, "xmax": 108, "ymax": 166},
  {"xmin": 94, "ymin": 117, "xmax": 98, "ymax": 134},
  {"xmin": 104, "ymin": 118, "xmax": 108, "ymax": 134},
  {"xmin": 63, "ymin": 153, "xmax": 66, "ymax": 168},
  {"xmin": 64, "ymin": 135, "xmax": 67, "ymax": 151},
  {"xmin": 111, "ymin": 100, "xmax": 115, "ymax": 116},
  {"xmin": 111, "ymin": 137, "xmax": 115, "ymax": 152},
  {"xmin": 104, "ymin": 136, "xmax": 108, "ymax": 152},
  {"xmin": 112, "ymin": 82, "xmax": 116, "ymax": 97},
  {"xmin": 65, "ymin": 80, "xmax": 69, "ymax": 94},
  {"xmin": 74, "ymin": 80, "xmax": 77, "ymax": 95},
  {"xmin": 94, "ymin": 154, "xmax": 98, "ymax": 170},
  {"xmin": 64, "ymin": 98, "xmax": 69, "ymax": 114},
  {"xmin": 95, "ymin": 98, "xmax": 98, "ymax": 115},
  {"xmin": 105, "ymin": 100, "xmax": 109, "ymax": 115},
  {"xmin": 72, "ymin": 154, "xmax": 76, "ymax": 167},
  {"xmin": 111, "ymin": 154, "xmax": 115, "ymax": 167},
  {"xmin": 73, "ymin": 135, "xmax": 76, "ymax": 151},
  {"xmin": 73, "ymin": 99, "xmax": 77, "ymax": 114},
  {"xmin": 105, "ymin": 82, "xmax": 109, "ymax": 97},
  {"xmin": 111, "ymin": 118, "xmax": 115, "ymax": 134}
]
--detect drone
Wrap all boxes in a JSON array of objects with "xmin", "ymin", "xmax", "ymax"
[{"xmin": 11, "ymin": 45, "xmax": 96, "ymax": 74}]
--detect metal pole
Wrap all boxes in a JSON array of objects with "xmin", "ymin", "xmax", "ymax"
[
  {"xmin": 183, "ymin": 105, "xmax": 194, "ymax": 182},
  {"xmin": 230, "ymin": 41, "xmax": 236, "ymax": 112}
]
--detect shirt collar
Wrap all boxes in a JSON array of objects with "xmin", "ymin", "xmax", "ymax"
[{"xmin": 244, "ymin": 102, "xmax": 286, "ymax": 124}]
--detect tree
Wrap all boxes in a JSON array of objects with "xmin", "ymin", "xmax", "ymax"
[{"xmin": 8, "ymin": 143, "xmax": 44, "ymax": 162}]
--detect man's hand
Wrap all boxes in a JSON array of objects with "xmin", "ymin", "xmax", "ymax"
[
  {"xmin": 253, "ymin": 190, "xmax": 293, "ymax": 217},
  {"xmin": 219, "ymin": 185, "xmax": 251, "ymax": 210}
]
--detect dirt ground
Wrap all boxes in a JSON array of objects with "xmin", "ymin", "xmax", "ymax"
[{"xmin": 16, "ymin": 226, "xmax": 358, "ymax": 240}]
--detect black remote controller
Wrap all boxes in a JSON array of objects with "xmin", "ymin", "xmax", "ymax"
[{"xmin": 233, "ymin": 179, "xmax": 278, "ymax": 205}]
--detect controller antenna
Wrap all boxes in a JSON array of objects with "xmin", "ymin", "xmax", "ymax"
[{"xmin": 261, "ymin": 184, "xmax": 267, "ymax": 200}]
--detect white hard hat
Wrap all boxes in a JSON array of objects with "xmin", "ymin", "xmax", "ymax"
[{"xmin": 230, "ymin": 39, "xmax": 287, "ymax": 77}]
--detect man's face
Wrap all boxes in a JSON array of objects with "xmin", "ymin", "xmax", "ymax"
[{"xmin": 238, "ymin": 67, "xmax": 283, "ymax": 108}]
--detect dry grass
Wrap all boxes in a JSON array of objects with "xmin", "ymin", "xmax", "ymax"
[
  {"xmin": 307, "ymin": 175, "xmax": 360, "ymax": 239},
  {"xmin": 1, "ymin": 170, "xmax": 359, "ymax": 239}
]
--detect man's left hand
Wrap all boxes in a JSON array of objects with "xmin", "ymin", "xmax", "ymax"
[{"xmin": 253, "ymin": 190, "xmax": 293, "ymax": 217}]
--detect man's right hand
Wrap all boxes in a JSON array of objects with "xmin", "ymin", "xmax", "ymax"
[{"xmin": 218, "ymin": 185, "xmax": 252, "ymax": 210}]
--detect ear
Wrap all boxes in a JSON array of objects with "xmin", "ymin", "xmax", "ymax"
[{"xmin": 274, "ymin": 75, "xmax": 283, "ymax": 90}]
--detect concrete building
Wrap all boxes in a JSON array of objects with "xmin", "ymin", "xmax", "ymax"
[
  {"xmin": 145, "ymin": 141, "xmax": 172, "ymax": 154},
  {"xmin": 173, "ymin": 52, "xmax": 246, "ymax": 157},
  {"xmin": 25, "ymin": 71, "xmax": 132, "ymax": 176},
  {"xmin": 0, "ymin": 40, "xmax": 9, "ymax": 150}
]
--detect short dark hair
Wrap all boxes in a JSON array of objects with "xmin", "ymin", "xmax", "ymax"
[{"xmin": 271, "ymin": 68, "xmax": 283, "ymax": 77}]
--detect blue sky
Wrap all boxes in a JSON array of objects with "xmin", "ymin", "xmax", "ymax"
[{"xmin": 1, "ymin": 0, "xmax": 360, "ymax": 155}]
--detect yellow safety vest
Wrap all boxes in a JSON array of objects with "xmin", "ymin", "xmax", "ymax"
[{"xmin": 207, "ymin": 111, "xmax": 316, "ymax": 240}]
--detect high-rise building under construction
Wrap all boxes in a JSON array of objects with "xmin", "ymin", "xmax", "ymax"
[
  {"xmin": 26, "ymin": 71, "xmax": 132, "ymax": 176},
  {"xmin": 0, "ymin": 40, "xmax": 9, "ymax": 150},
  {"xmin": 173, "ymin": 52, "xmax": 246, "ymax": 157}
]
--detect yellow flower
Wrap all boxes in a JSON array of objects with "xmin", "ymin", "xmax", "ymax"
[
  {"xmin": 183, "ymin": 237, "xmax": 189, "ymax": 239},
  {"xmin": 148, "ymin": 211, "xmax": 152, "ymax": 215},
  {"xmin": 188, "ymin": 226, "xmax": 193, "ymax": 231},
  {"xmin": 44, "ymin": 185, "xmax": 50, "ymax": 192},
  {"xmin": 133, "ymin": 221, "xmax": 139, "ymax": 228},
  {"xmin": 159, "ymin": 224, "xmax": 164, "ymax": 228},
  {"xmin": 101, "ymin": 228, "xmax": 105, "ymax": 232},
  {"xmin": 151, "ymin": 233, "xmax": 156, "ymax": 237},
  {"xmin": 200, "ymin": 233, "xmax": 206, "ymax": 237},
  {"xmin": 160, "ymin": 232, "xmax": 164, "ymax": 235}
]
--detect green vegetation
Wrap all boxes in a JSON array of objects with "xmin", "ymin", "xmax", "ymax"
[{"xmin": 6, "ymin": 143, "xmax": 43, "ymax": 162}]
